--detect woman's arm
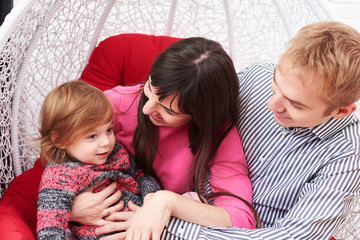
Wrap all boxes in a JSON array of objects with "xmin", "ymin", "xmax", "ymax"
[
  {"xmin": 97, "ymin": 190, "xmax": 232, "ymax": 240},
  {"xmin": 98, "ymin": 127, "xmax": 254, "ymax": 240},
  {"xmin": 209, "ymin": 126, "xmax": 255, "ymax": 228},
  {"xmin": 153, "ymin": 190, "xmax": 233, "ymax": 226},
  {"xmin": 122, "ymin": 190, "xmax": 232, "ymax": 240}
]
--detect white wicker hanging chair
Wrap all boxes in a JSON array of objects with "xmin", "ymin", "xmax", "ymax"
[{"xmin": 0, "ymin": 0, "xmax": 357, "ymax": 239}]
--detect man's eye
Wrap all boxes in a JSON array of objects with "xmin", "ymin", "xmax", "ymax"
[{"xmin": 290, "ymin": 102, "xmax": 302, "ymax": 109}]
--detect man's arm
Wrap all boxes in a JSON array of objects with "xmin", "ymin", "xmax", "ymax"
[{"xmin": 162, "ymin": 154, "xmax": 360, "ymax": 240}]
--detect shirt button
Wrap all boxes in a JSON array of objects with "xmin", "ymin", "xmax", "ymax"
[{"xmin": 178, "ymin": 225, "xmax": 184, "ymax": 235}]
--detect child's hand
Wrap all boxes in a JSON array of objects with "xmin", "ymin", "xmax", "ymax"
[{"xmin": 70, "ymin": 180, "xmax": 123, "ymax": 226}]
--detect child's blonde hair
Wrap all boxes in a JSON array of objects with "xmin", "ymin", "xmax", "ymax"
[{"xmin": 39, "ymin": 80, "xmax": 113, "ymax": 164}]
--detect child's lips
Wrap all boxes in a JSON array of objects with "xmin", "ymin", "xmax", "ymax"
[{"xmin": 97, "ymin": 151, "xmax": 109, "ymax": 158}]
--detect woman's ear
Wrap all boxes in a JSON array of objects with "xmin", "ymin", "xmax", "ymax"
[
  {"xmin": 331, "ymin": 103, "xmax": 357, "ymax": 119},
  {"xmin": 50, "ymin": 131, "xmax": 67, "ymax": 149}
]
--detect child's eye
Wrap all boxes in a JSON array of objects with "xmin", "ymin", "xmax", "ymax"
[
  {"xmin": 87, "ymin": 134, "xmax": 97, "ymax": 139},
  {"xmin": 107, "ymin": 127, "xmax": 113, "ymax": 134}
]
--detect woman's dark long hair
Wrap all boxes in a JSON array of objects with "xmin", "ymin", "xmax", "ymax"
[{"xmin": 133, "ymin": 37, "xmax": 260, "ymax": 226}]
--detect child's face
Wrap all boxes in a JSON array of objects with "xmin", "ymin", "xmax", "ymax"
[{"xmin": 66, "ymin": 121, "xmax": 115, "ymax": 165}]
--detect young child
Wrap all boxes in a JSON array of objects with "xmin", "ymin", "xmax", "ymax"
[{"xmin": 36, "ymin": 80, "xmax": 160, "ymax": 240}]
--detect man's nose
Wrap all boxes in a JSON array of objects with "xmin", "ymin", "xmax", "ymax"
[{"xmin": 267, "ymin": 94, "xmax": 285, "ymax": 113}]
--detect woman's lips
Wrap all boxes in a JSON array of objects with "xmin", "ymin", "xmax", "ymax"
[{"xmin": 150, "ymin": 114, "xmax": 163, "ymax": 123}]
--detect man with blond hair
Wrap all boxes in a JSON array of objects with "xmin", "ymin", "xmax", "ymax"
[{"xmin": 161, "ymin": 21, "xmax": 360, "ymax": 240}]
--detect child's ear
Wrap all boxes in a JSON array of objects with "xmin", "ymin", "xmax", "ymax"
[
  {"xmin": 331, "ymin": 103, "xmax": 357, "ymax": 119},
  {"xmin": 51, "ymin": 131, "xmax": 67, "ymax": 149}
]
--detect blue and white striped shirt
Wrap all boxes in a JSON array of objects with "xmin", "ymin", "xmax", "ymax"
[{"xmin": 161, "ymin": 63, "xmax": 360, "ymax": 240}]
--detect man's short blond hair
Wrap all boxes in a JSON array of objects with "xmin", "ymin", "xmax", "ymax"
[{"xmin": 280, "ymin": 21, "xmax": 360, "ymax": 111}]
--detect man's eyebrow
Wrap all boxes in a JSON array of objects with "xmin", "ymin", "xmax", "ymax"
[
  {"xmin": 273, "ymin": 67, "xmax": 309, "ymax": 109},
  {"xmin": 273, "ymin": 67, "xmax": 276, "ymax": 82}
]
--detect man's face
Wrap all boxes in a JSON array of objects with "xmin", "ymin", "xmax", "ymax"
[{"xmin": 267, "ymin": 58, "xmax": 333, "ymax": 128}]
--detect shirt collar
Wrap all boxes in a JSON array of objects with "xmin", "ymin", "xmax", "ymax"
[{"xmin": 283, "ymin": 114, "xmax": 358, "ymax": 140}]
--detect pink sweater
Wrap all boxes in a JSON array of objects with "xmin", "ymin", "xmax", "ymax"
[{"xmin": 105, "ymin": 84, "xmax": 255, "ymax": 229}]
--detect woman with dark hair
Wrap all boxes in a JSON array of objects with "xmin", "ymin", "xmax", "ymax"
[{"xmin": 71, "ymin": 37, "xmax": 257, "ymax": 239}]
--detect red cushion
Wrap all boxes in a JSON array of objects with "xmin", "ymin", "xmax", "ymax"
[
  {"xmin": 80, "ymin": 33, "xmax": 182, "ymax": 91},
  {"xmin": 0, "ymin": 159, "xmax": 45, "ymax": 240},
  {"xmin": 0, "ymin": 33, "xmax": 181, "ymax": 239}
]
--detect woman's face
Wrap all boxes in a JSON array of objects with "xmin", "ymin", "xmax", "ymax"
[{"xmin": 142, "ymin": 79, "xmax": 191, "ymax": 127}]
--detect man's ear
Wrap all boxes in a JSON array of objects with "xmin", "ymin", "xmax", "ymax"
[
  {"xmin": 331, "ymin": 103, "xmax": 357, "ymax": 119},
  {"xmin": 50, "ymin": 131, "xmax": 67, "ymax": 149}
]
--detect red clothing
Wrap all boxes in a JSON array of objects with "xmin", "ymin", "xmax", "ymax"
[
  {"xmin": 105, "ymin": 84, "xmax": 255, "ymax": 228},
  {"xmin": 37, "ymin": 142, "xmax": 160, "ymax": 239}
]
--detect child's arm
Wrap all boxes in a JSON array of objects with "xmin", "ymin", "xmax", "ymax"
[
  {"xmin": 37, "ymin": 165, "xmax": 76, "ymax": 239},
  {"xmin": 37, "ymin": 163, "xmax": 103, "ymax": 239},
  {"xmin": 136, "ymin": 173, "xmax": 161, "ymax": 200},
  {"xmin": 126, "ymin": 148, "xmax": 161, "ymax": 200}
]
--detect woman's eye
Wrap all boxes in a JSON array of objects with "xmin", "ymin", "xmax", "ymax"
[
  {"xmin": 165, "ymin": 110, "xmax": 174, "ymax": 116},
  {"xmin": 107, "ymin": 128, "xmax": 113, "ymax": 134}
]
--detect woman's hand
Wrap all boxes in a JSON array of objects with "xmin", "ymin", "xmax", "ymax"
[
  {"xmin": 98, "ymin": 192, "xmax": 173, "ymax": 240},
  {"xmin": 124, "ymin": 190, "xmax": 232, "ymax": 240},
  {"xmin": 70, "ymin": 180, "xmax": 124, "ymax": 226},
  {"xmin": 97, "ymin": 201, "xmax": 140, "ymax": 240},
  {"xmin": 125, "ymin": 191, "xmax": 175, "ymax": 240}
]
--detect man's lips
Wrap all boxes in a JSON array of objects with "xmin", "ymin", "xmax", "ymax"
[{"xmin": 274, "ymin": 112, "xmax": 291, "ymax": 121}]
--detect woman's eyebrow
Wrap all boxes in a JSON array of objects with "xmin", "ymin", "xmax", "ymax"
[
  {"xmin": 148, "ymin": 80, "xmax": 152, "ymax": 92},
  {"xmin": 160, "ymin": 103, "xmax": 182, "ymax": 115}
]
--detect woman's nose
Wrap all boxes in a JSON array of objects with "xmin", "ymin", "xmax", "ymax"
[{"xmin": 142, "ymin": 98, "xmax": 158, "ymax": 115}]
